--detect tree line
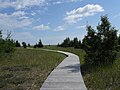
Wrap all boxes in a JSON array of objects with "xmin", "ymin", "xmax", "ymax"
[
  {"xmin": 15, "ymin": 40, "xmax": 44, "ymax": 48},
  {"xmin": 58, "ymin": 37, "xmax": 81, "ymax": 48}
]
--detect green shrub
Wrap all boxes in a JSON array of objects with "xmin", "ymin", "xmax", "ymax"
[{"xmin": 0, "ymin": 31, "xmax": 15, "ymax": 56}]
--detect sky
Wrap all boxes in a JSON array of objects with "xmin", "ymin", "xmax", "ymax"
[{"xmin": 0, "ymin": 0, "xmax": 120, "ymax": 45}]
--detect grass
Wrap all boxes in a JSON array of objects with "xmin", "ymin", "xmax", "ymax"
[
  {"xmin": 44, "ymin": 45, "xmax": 120, "ymax": 90},
  {"xmin": 0, "ymin": 48, "xmax": 66, "ymax": 90}
]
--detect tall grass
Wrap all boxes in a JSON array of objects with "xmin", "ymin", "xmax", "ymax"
[{"xmin": 0, "ymin": 48, "xmax": 66, "ymax": 90}]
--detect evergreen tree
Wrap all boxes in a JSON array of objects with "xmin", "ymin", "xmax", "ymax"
[
  {"xmin": 69, "ymin": 40, "xmax": 74, "ymax": 47},
  {"xmin": 73, "ymin": 37, "xmax": 79, "ymax": 48},
  {"xmin": 83, "ymin": 15, "xmax": 118, "ymax": 65},
  {"xmin": 78, "ymin": 40, "xmax": 81, "ymax": 48},
  {"xmin": 34, "ymin": 43, "xmax": 37, "ymax": 48},
  {"xmin": 118, "ymin": 35, "xmax": 120, "ymax": 45},
  {"xmin": 83, "ymin": 25, "xmax": 99, "ymax": 64},
  {"xmin": 34, "ymin": 40, "xmax": 43, "ymax": 48},
  {"xmin": 15, "ymin": 40, "xmax": 21, "ymax": 47},
  {"xmin": 61, "ymin": 37, "xmax": 70, "ymax": 47},
  {"xmin": 22, "ymin": 42, "xmax": 27, "ymax": 48},
  {"xmin": 28, "ymin": 43, "xmax": 31, "ymax": 47},
  {"xmin": 57, "ymin": 43, "xmax": 60, "ymax": 47},
  {"xmin": 37, "ymin": 40, "xmax": 43, "ymax": 48}
]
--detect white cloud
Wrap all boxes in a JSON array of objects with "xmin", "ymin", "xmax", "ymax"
[
  {"xmin": 69, "ymin": 0, "xmax": 84, "ymax": 2},
  {"xmin": 11, "ymin": 11, "xmax": 26, "ymax": 17},
  {"xmin": 52, "ymin": 0, "xmax": 83, "ymax": 5},
  {"xmin": 19, "ymin": 16, "xmax": 29, "ymax": 19},
  {"xmin": 64, "ymin": 4, "xmax": 104, "ymax": 23},
  {"xmin": 0, "ymin": 0, "xmax": 45, "ymax": 10},
  {"xmin": 33, "ymin": 24, "xmax": 50, "ymax": 30},
  {"xmin": 53, "ymin": 1, "xmax": 63, "ymax": 5},
  {"xmin": 0, "ymin": 12, "xmax": 32, "ymax": 30},
  {"xmin": 76, "ymin": 25, "xmax": 86, "ymax": 29},
  {"xmin": 0, "ymin": 0, "xmax": 83, "ymax": 10},
  {"xmin": 54, "ymin": 26, "xmax": 65, "ymax": 31}
]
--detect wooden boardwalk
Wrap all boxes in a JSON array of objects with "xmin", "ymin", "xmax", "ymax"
[{"xmin": 40, "ymin": 50, "xmax": 87, "ymax": 90}]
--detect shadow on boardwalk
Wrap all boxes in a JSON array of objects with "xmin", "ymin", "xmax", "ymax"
[{"xmin": 60, "ymin": 64, "xmax": 80, "ymax": 73}]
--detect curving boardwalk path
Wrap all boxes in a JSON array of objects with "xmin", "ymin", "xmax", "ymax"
[{"xmin": 40, "ymin": 49, "xmax": 87, "ymax": 90}]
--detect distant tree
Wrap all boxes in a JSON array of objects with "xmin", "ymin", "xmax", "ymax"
[
  {"xmin": 73, "ymin": 37, "xmax": 79, "ymax": 48},
  {"xmin": 34, "ymin": 43, "xmax": 37, "ymax": 48},
  {"xmin": 22, "ymin": 42, "xmax": 27, "ymax": 48},
  {"xmin": 57, "ymin": 43, "xmax": 60, "ymax": 47},
  {"xmin": 61, "ymin": 37, "xmax": 70, "ymax": 47},
  {"xmin": 34, "ymin": 39, "xmax": 44, "ymax": 48},
  {"xmin": 78, "ymin": 40, "xmax": 81, "ymax": 48},
  {"xmin": 28, "ymin": 43, "xmax": 31, "ymax": 47},
  {"xmin": 69, "ymin": 40, "xmax": 74, "ymax": 47},
  {"xmin": 15, "ymin": 40, "xmax": 21, "ymax": 47},
  {"xmin": 37, "ymin": 40, "xmax": 43, "ymax": 48},
  {"xmin": 83, "ymin": 15, "xmax": 118, "ymax": 65}
]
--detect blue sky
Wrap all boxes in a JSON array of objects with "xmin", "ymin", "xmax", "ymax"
[{"xmin": 0, "ymin": 0, "xmax": 120, "ymax": 45}]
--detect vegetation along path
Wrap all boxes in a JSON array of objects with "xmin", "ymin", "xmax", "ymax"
[{"xmin": 40, "ymin": 49, "xmax": 87, "ymax": 90}]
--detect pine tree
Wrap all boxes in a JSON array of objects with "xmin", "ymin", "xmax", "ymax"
[
  {"xmin": 15, "ymin": 40, "xmax": 21, "ymax": 47},
  {"xmin": 57, "ymin": 43, "xmax": 60, "ymax": 47},
  {"xmin": 83, "ymin": 15, "xmax": 118, "ymax": 65},
  {"xmin": 78, "ymin": 40, "xmax": 81, "ymax": 48},
  {"xmin": 37, "ymin": 40, "xmax": 43, "ymax": 48},
  {"xmin": 34, "ymin": 43, "xmax": 37, "ymax": 48},
  {"xmin": 97, "ymin": 15, "xmax": 118, "ymax": 64},
  {"xmin": 22, "ymin": 42, "xmax": 27, "ymax": 48},
  {"xmin": 28, "ymin": 43, "xmax": 31, "ymax": 47},
  {"xmin": 73, "ymin": 37, "xmax": 79, "ymax": 48},
  {"xmin": 61, "ymin": 37, "xmax": 70, "ymax": 47},
  {"xmin": 69, "ymin": 40, "xmax": 74, "ymax": 47},
  {"xmin": 118, "ymin": 35, "xmax": 120, "ymax": 45}
]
